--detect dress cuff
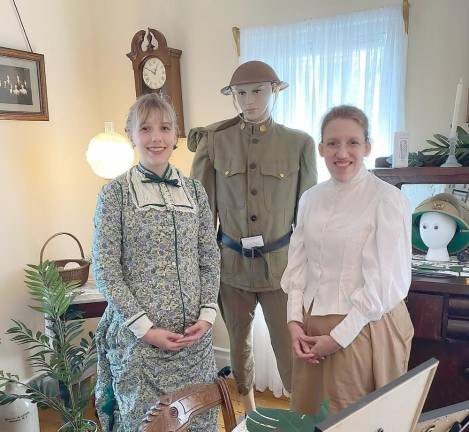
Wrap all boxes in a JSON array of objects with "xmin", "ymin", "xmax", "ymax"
[
  {"xmin": 287, "ymin": 291, "xmax": 304, "ymax": 324},
  {"xmin": 330, "ymin": 307, "xmax": 369, "ymax": 348},
  {"xmin": 198, "ymin": 305, "xmax": 217, "ymax": 325},
  {"xmin": 125, "ymin": 312, "xmax": 153, "ymax": 338}
]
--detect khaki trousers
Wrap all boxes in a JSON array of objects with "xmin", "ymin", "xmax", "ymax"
[
  {"xmin": 291, "ymin": 301, "xmax": 414, "ymax": 415},
  {"xmin": 218, "ymin": 282, "xmax": 292, "ymax": 395}
]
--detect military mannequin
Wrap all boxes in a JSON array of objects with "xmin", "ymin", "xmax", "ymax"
[{"xmin": 188, "ymin": 61, "xmax": 317, "ymax": 412}]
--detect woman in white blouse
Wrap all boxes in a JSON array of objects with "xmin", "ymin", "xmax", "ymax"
[{"xmin": 281, "ymin": 105, "xmax": 414, "ymax": 415}]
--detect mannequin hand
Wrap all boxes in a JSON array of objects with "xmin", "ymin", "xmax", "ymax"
[
  {"xmin": 300, "ymin": 334, "xmax": 341, "ymax": 358},
  {"xmin": 142, "ymin": 327, "xmax": 189, "ymax": 351},
  {"xmin": 177, "ymin": 320, "xmax": 212, "ymax": 346},
  {"xmin": 288, "ymin": 321, "xmax": 320, "ymax": 363}
]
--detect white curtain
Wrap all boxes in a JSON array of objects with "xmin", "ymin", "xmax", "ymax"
[
  {"xmin": 241, "ymin": 5, "xmax": 407, "ymax": 183},
  {"xmin": 241, "ymin": 6, "xmax": 407, "ymax": 395},
  {"xmin": 252, "ymin": 305, "xmax": 285, "ymax": 397}
]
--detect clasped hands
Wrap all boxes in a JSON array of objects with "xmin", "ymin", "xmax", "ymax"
[
  {"xmin": 142, "ymin": 320, "xmax": 211, "ymax": 351},
  {"xmin": 288, "ymin": 321, "xmax": 341, "ymax": 364}
]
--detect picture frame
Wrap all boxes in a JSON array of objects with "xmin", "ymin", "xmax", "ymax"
[
  {"xmin": 314, "ymin": 358, "xmax": 438, "ymax": 432},
  {"xmin": 0, "ymin": 47, "xmax": 49, "ymax": 121}
]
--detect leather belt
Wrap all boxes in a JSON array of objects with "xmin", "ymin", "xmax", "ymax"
[{"xmin": 217, "ymin": 229, "xmax": 292, "ymax": 279}]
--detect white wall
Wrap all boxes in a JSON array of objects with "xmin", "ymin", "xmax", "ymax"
[
  {"xmin": 1, "ymin": 0, "xmax": 468, "ymax": 375},
  {"xmin": 0, "ymin": 0, "xmax": 103, "ymax": 377},
  {"xmin": 407, "ymin": 0, "xmax": 469, "ymax": 148}
]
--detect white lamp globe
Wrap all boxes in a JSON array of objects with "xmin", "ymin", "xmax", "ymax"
[{"xmin": 86, "ymin": 122, "xmax": 134, "ymax": 179}]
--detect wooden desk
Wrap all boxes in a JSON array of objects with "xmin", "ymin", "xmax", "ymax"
[
  {"xmin": 68, "ymin": 279, "xmax": 107, "ymax": 319},
  {"xmin": 373, "ymin": 167, "xmax": 469, "ymax": 411},
  {"xmin": 408, "ymin": 275, "xmax": 469, "ymax": 411}
]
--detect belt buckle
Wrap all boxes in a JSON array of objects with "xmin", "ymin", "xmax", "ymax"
[{"xmin": 241, "ymin": 246, "xmax": 255, "ymax": 258}]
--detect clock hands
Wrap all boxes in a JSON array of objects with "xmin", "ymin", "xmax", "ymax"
[{"xmin": 143, "ymin": 66, "xmax": 157, "ymax": 75}]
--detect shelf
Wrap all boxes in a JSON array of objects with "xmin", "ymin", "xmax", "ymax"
[{"xmin": 372, "ymin": 167, "xmax": 469, "ymax": 188}]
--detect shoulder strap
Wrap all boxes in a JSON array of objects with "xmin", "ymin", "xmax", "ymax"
[
  {"xmin": 187, "ymin": 116, "xmax": 240, "ymax": 159},
  {"xmin": 207, "ymin": 130, "xmax": 215, "ymax": 165},
  {"xmin": 191, "ymin": 179, "xmax": 199, "ymax": 203}
]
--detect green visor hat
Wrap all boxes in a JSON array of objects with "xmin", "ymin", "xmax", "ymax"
[{"xmin": 412, "ymin": 192, "xmax": 469, "ymax": 254}]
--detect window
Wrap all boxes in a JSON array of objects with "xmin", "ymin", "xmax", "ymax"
[{"xmin": 241, "ymin": 6, "xmax": 407, "ymax": 181}]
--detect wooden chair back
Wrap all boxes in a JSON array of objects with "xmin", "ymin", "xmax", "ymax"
[{"xmin": 139, "ymin": 377, "xmax": 237, "ymax": 432}]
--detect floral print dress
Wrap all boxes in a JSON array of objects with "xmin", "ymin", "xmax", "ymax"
[{"xmin": 92, "ymin": 165, "xmax": 220, "ymax": 431}]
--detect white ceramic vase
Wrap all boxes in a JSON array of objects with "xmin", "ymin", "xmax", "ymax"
[{"xmin": 0, "ymin": 382, "xmax": 40, "ymax": 432}]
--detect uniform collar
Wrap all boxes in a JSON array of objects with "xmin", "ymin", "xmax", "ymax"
[{"xmin": 239, "ymin": 116, "xmax": 273, "ymax": 136}]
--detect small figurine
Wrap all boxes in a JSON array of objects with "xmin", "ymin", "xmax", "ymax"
[{"xmin": 412, "ymin": 193, "xmax": 469, "ymax": 261}]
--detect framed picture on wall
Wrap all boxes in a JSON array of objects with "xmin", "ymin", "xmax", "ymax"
[{"xmin": 0, "ymin": 47, "xmax": 48, "ymax": 121}]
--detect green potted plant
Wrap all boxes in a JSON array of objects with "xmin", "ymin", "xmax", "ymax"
[
  {"xmin": 421, "ymin": 126, "xmax": 469, "ymax": 165},
  {"xmin": 0, "ymin": 262, "xmax": 98, "ymax": 432}
]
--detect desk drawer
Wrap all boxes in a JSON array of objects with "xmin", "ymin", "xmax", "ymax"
[
  {"xmin": 407, "ymin": 292, "xmax": 444, "ymax": 340},
  {"xmin": 448, "ymin": 297, "xmax": 469, "ymax": 318},
  {"xmin": 447, "ymin": 319, "xmax": 469, "ymax": 341}
]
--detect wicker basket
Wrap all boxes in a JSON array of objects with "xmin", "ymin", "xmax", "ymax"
[{"xmin": 40, "ymin": 232, "xmax": 90, "ymax": 287}]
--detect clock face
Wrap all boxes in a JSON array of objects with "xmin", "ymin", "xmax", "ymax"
[{"xmin": 142, "ymin": 57, "xmax": 166, "ymax": 90}]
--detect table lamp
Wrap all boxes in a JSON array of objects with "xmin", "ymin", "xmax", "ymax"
[{"xmin": 86, "ymin": 122, "xmax": 134, "ymax": 179}]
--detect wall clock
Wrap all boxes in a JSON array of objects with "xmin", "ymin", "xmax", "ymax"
[{"xmin": 127, "ymin": 28, "xmax": 185, "ymax": 137}]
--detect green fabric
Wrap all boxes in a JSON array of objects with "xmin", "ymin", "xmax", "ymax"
[
  {"xmin": 246, "ymin": 400, "xmax": 329, "ymax": 432},
  {"xmin": 100, "ymin": 385, "xmax": 115, "ymax": 431}
]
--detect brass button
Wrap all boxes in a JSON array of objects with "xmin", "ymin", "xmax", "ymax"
[
  {"xmin": 224, "ymin": 170, "xmax": 230, "ymax": 176},
  {"xmin": 252, "ymin": 138, "xmax": 259, "ymax": 144},
  {"xmin": 279, "ymin": 173, "xmax": 285, "ymax": 178},
  {"xmin": 240, "ymin": 122, "xmax": 246, "ymax": 130},
  {"xmin": 250, "ymin": 215, "xmax": 257, "ymax": 222},
  {"xmin": 249, "ymin": 162, "xmax": 257, "ymax": 169},
  {"xmin": 250, "ymin": 188, "xmax": 257, "ymax": 195},
  {"xmin": 259, "ymin": 125, "xmax": 267, "ymax": 132}
]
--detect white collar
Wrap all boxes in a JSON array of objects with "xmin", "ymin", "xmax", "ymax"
[
  {"xmin": 127, "ymin": 165, "xmax": 197, "ymax": 213},
  {"xmin": 330, "ymin": 164, "xmax": 369, "ymax": 189}
]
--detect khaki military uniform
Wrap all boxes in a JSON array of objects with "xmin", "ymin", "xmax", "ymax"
[{"xmin": 189, "ymin": 115, "xmax": 317, "ymax": 395}]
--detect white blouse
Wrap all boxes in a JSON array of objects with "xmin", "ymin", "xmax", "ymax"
[{"xmin": 281, "ymin": 166, "xmax": 412, "ymax": 348}]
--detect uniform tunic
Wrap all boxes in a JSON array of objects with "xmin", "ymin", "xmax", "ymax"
[
  {"xmin": 190, "ymin": 116, "xmax": 316, "ymax": 290},
  {"xmin": 282, "ymin": 166, "xmax": 414, "ymax": 413},
  {"xmin": 92, "ymin": 165, "xmax": 220, "ymax": 431},
  {"xmin": 189, "ymin": 116, "xmax": 316, "ymax": 394}
]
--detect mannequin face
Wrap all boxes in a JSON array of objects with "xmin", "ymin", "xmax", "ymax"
[
  {"xmin": 232, "ymin": 81, "xmax": 273, "ymax": 123},
  {"xmin": 420, "ymin": 212, "xmax": 457, "ymax": 249}
]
